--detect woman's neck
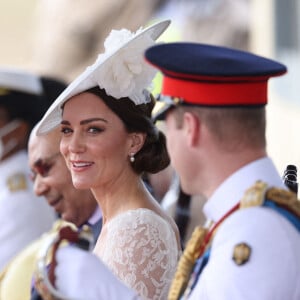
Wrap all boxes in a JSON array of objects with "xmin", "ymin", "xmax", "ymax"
[{"xmin": 92, "ymin": 175, "xmax": 151, "ymax": 225}]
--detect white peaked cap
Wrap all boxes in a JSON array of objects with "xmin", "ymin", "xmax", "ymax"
[{"xmin": 0, "ymin": 67, "xmax": 43, "ymax": 95}]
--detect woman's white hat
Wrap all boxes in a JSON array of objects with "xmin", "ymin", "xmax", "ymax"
[{"xmin": 36, "ymin": 20, "xmax": 170, "ymax": 135}]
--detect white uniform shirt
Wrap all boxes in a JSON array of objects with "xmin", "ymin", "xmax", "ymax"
[
  {"xmin": 0, "ymin": 150, "xmax": 56, "ymax": 271},
  {"xmin": 189, "ymin": 157, "xmax": 300, "ymax": 300}
]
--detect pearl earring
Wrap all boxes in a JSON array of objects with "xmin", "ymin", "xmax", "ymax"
[{"xmin": 130, "ymin": 153, "xmax": 135, "ymax": 163}]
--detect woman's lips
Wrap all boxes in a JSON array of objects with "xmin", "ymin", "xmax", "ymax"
[{"xmin": 70, "ymin": 160, "xmax": 94, "ymax": 171}]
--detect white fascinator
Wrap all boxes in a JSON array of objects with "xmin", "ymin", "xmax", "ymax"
[{"xmin": 36, "ymin": 19, "xmax": 170, "ymax": 135}]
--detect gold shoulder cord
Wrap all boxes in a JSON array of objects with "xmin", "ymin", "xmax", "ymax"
[{"xmin": 168, "ymin": 226, "xmax": 208, "ymax": 300}]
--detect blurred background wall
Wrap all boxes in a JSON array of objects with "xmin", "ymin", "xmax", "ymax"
[
  {"xmin": 0, "ymin": 0, "xmax": 37, "ymax": 68},
  {"xmin": 0, "ymin": 0, "xmax": 299, "ymax": 176}
]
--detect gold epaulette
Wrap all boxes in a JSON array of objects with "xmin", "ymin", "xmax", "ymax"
[
  {"xmin": 240, "ymin": 181, "xmax": 269, "ymax": 208},
  {"xmin": 240, "ymin": 180, "xmax": 300, "ymax": 217},
  {"xmin": 266, "ymin": 187, "xmax": 300, "ymax": 217},
  {"xmin": 168, "ymin": 226, "xmax": 208, "ymax": 300}
]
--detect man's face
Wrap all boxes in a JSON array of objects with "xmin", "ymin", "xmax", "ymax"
[
  {"xmin": 164, "ymin": 110, "xmax": 202, "ymax": 196},
  {"xmin": 164, "ymin": 111, "xmax": 190, "ymax": 188},
  {"xmin": 28, "ymin": 132, "xmax": 97, "ymax": 227}
]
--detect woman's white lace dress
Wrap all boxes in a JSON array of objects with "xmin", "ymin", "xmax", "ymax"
[{"xmin": 94, "ymin": 208, "xmax": 180, "ymax": 300}]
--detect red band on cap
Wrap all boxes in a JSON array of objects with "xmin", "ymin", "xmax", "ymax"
[{"xmin": 162, "ymin": 76, "xmax": 268, "ymax": 106}]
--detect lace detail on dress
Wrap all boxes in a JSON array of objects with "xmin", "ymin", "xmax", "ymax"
[{"xmin": 98, "ymin": 209, "xmax": 179, "ymax": 300}]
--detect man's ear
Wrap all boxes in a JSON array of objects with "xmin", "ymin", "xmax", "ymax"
[
  {"xmin": 128, "ymin": 132, "xmax": 146, "ymax": 155},
  {"xmin": 183, "ymin": 112, "xmax": 200, "ymax": 147}
]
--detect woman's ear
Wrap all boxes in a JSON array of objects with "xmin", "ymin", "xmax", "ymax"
[
  {"xmin": 129, "ymin": 132, "xmax": 146, "ymax": 154},
  {"xmin": 183, "ymin": 112, "xmax": 200, "ymax": 147}
]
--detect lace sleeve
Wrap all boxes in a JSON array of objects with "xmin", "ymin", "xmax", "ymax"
[{"xmin": 100, "ymin": 209, "xmax": 179, "ymax": 300}]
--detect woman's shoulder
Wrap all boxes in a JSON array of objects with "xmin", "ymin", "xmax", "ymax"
[
  {"xmin": 108, "ymin": 208, "xmax": 171, "ymax": 230},
  {"xmin": 107, "ymin": 208, "xmax": 178, "ymax": 244}
]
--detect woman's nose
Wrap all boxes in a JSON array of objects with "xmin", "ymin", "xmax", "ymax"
[{"xmin": 66, "ymin": 133, "xmax": 86, "ymax": 153}]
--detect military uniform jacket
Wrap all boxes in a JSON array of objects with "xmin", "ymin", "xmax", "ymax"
[
  {"xmin": 189, "ymin": 157, "xmax": 300, "ymax": 300},
  {"xmin": 0, "ymin": 150, "xmax": 55, "ymax": 271}
]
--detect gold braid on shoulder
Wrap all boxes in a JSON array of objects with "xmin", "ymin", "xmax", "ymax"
[
  {"xmin": 266, "ymin": 187, "xmax": 300, "ymax": 216},
  {"xmin": 240, "ymin": 180, "xmax": 300, "ymax": 217},
  {"xmin": 168, "ymin": 226, "xmax": 208, "ymax": 300}
]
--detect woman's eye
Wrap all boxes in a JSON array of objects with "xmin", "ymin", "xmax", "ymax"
[
  {"xmin": 61, "ymin": 127, "xmax": 72, "ymax": 134},
  {"xmin": 88, "ymin": 127, "xmax": 104, "ymax": 134}
]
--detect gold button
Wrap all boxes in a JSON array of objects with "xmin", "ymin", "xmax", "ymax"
[{"xmin": 232, "ymin": 242, "xmax": 251, "ymax": 265}]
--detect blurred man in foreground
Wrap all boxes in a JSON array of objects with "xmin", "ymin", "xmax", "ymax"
[{"xmin": 0, "ymin": 68, "xmax": 65, "ymax": 272}]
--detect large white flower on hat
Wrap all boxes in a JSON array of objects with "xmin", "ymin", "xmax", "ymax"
[{"xmin": 89, "ymin": 27, "xmax": 157, "ymax": 105}]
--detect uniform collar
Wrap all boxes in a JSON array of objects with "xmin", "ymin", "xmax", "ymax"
[{"xmin": 203, "ymin": 157, "xmax": 286, "ymax": 223}]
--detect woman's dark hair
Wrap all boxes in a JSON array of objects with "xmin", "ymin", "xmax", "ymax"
[{"xmin": 86, "ymin": 86, "xmax": 170, "ymax": 174}]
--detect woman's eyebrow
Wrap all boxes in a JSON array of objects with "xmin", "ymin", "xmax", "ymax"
[
  {"xmin": 80, "ymin": 118, "xmax": 108, "ymax": 125},
  {"xmin": 61, "ymin": 117, "xmax": 108, "ymax": 126}
]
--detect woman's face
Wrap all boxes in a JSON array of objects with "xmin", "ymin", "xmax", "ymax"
[{"xmin": 60, "ymin": 92, "xmax": 134, "ymax": 190}]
